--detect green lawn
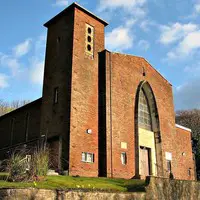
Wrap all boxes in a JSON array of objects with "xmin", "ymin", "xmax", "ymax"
[{"xmin": 0, "ymin": 174, "xmax": 146, "ymax": 192}]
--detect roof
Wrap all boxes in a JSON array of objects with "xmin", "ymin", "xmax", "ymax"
[
  {"xmin": 176, "ymin": 124, "xmax": 192, "ymax": 132},
  {"xmin": 44, "ymin": 2, "xmax": 108, "ymax": 27},
  {"xmin": 0, "ymin": 98, "xmax": 42, "ymax": 120}
]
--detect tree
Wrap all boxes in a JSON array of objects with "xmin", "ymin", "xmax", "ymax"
[
  {"xmin": 0, "ymin": 99, "xmax": 31, "ymax": 116},
  {"xmin": 176, "ymin": 109, "xmax": 200, "ymax": 180}
]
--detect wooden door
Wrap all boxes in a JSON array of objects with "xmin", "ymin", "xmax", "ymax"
[
  {"xmin": 48, "ymin": 139, "xmax": 59, "ymax": 170},
  {"xmin": 140, "ymin": 147, "xmax": 149, "ymax": 178}
]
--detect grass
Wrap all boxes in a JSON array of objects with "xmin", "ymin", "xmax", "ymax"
[{"xmin": 0, "ymin": 173, "xmax": 146, "ymax": 192}]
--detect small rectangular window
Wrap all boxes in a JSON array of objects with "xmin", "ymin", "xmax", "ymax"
[
  {"xmin": 81, "ymin": 152, "xmax": 94, "ymax": 163},
  {"xmin": 82, "ymin": 152, "xmax": 86, "ymax": 161},
  {"xmin": 25, "ymin": 113, "xmax": 29, "ymax": 142},
  {"xmin": 121, "ymin": 152, "xmax": 127, "ymax": 165},
  {"xmin": 53, "ymin": 87, "xmax": 58, "ymax": 104},
  {"xmin": 167, "ymin": 160, "xmax": 172, "ymax": 172},
  {"xmin": 10, "ymin": 118, "xmax": 15, "ymax": 145},
  {"xmin": 188, "ymin": 168, "xmax": 191, "ymax": 176}
]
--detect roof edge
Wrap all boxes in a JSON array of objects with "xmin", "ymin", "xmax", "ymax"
[
  {"xmin": 0, "ymin": 98, "xmax": 42, "ymax": 120},
  {"xmin": 109, "ymin": 51, "xmax": 172, "ymax": 86},
  {"xmin": 44, "ymin": 2, "xmax": 108, "ymax": 27},
  {"xmin": 176, "ymin": 124, "xmax": 192, "ymax": 132}
]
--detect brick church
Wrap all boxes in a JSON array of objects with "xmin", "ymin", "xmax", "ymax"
[{"xmin": 0, "ymin": 3, "xmax": 196, "ymax": 180}]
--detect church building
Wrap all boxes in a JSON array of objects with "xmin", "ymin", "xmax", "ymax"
[{"xmin": 0, "ymin": 3, "xmax": 196, "ymax": 180}]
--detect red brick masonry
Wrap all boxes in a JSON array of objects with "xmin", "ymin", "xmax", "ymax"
[{"xmin": 0, "ymin": 3, "xmax": 195, "ymax": 181}]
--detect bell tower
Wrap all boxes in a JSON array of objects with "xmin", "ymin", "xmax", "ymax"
[{"xmin": 40, "ymin": 3, "xmax": 108, "ymax": 175}]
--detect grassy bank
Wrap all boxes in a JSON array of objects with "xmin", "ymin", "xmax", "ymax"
[{"xmin": 0, "ymin": 174, "xmax": 146, "ymax": 192}]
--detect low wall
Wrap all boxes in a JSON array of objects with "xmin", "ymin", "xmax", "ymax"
[
  {"xmin": 0, "ymin": 177, "xmax": 200, "ymax": 200},
  {"xmin": 145, "ymin": 176, "xmax": 200, "ymax": 200},
  {"xmin": 0, "ymin": 189, "xmax": 146, "ymax": 200}
]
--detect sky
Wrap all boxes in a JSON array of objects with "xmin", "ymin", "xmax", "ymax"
[{"xmin": 0, "ymin": 0, "xmax": 200, "ymax": 110}]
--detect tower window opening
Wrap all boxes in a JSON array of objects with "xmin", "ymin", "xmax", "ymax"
[
  {"xmin": 87, "ymin": 44, "xmax": 92, "ymax": 51},
  {"xmin": 87, "ymin": 36, "xmax": 92, "ymax": 42},
  {"xmin": 88, "ymin": 27, "xmax": 92, "ymax": 34},
  {"xmin": 85, "ymin": 24, "xmax": 94, "ymax": 56}
]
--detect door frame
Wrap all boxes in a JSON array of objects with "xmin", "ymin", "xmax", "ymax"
[{"xmin": 139, "ymin": 146, "xmax": 152, "ymax": 177}]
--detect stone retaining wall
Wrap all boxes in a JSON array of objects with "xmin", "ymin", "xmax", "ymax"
[
  {"xmin": 0, "ymin": 189, "xmax": 145, "ymax": 200},
  {"xmin": 145, "ymin": 176, "xmax": 200, "ymax": 200},
  {"xmin": 0, "ymin": 177, "xmax": 200, "ymax": 200}
]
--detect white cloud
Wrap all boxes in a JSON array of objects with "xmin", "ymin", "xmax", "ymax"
[
  {"xmin": 139, "ymin": 19, "xmax": 156, "ymax": 32},
  {"xmin": 184, "ymin": 63, "xmax": 200, "ymax": 74},
  {"xmin": 159, "ymin": 22, "xmax": 200, "ymax": 60},
  {"xmin": 177, "ymin": 30, "xmax": 200, "ymax": 54},
  {"xmin": 99, "ymin": 0, "xmax": 146, "ymax": 11},
  {"xmin": 98, "ymin": 0, "xmax": 147, "ymax": 19},
  {"xmin": 188, "ymin": 2, "xmax": 200, "ymax": 18},
  {"xmin": 105, "ymin": 13, "xmax": 136, "ymax": 52},
  {"xmin": 166, "ymin": 30, "xmax": 200, "ymax": 59},
  {"xmin": 28, "ymin": 34, "xmax": 46, "ymax": 85},
  {"xmin": 29, "ymin": 59, "xmax": 44, "ymax": 85},
  {"xmin": 0, "ymin": 73, "xmax": 9, "ymax": 88},
  {"xmin": 0, "ymin": 34, "xmax": 46, "ymax": 88},
  {"xmin": 105, "ymin": 26, "xmax": 134, "ymax": 51},
  {"xmin": 0, "ymin": 54, "xmax": 20, "ymax": 76},
  {"xmin": 125, "ymin": 18, "xmax": 137, "ymax": 27},
  {"xmin": 159, "ymin": 23, "xmax": 198, "ymax": 45},
  {"xmin": 54, "ymin": 0, "xmax": 68, "ymax": 7},
  {"xmin": 194, "ymin": 3, "xmax": 200, "ymax": 14},
  {"xmin": 138, "ymin": 40, "xmax": 150, "ymax": 51},
  {"xmin": 140, "ymin": 20, "xmax": 151, "ymax": 32},
  {"xmin": 174, "ymin": 78, "xmax": 200, "ymax": 110},
  {"xmin": 182, "ymin": 1, "xmax": 200, "ymax": 19},
  {"xmin": 23, "ymin": 34, "xmax": 46, "ymax": 85},
  {"xmin": 98, "ymin": 0, "xmax": 147, "ymax": 52},
  {"xmin": 13, "ymin": 39, "xmax": 32, "ymax": 57}
]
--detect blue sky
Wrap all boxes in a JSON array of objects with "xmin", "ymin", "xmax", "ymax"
[{"xmin": 0, "ymin": 0, "xmax": 200, "ymax": 110}]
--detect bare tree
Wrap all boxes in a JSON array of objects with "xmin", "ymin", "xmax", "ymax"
[
  {"xmin": 0, "ymin": 99, "xmax": 31, "ymax": 116},
  {"xmin": 176, "ymin": 109, "xmax": 200, "ymax": 180},
  {"xmin": 10, "ymin": 100, "xmax": 31, "ymax": 109}
]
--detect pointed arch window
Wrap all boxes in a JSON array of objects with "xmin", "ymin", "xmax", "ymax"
[{"xmin": 138, "ymin": 89, "xmax": 152, "ymax": 131}]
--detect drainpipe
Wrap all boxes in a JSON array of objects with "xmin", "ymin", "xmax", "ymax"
[{"xmin": 109, "ymin": 52, "xmax": 113, "ymax": 178}]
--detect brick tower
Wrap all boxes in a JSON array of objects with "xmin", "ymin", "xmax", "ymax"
[{"xmin": 40, "ymin": 3, "xmax": 108, "ymax": 175}]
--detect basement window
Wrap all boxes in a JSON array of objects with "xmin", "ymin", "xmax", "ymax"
[
  {"xmin": 82, "ymin": 152, "xmax": 94, "ymax": 163},
  {"xmin": 121, "ymin": 152, "xmax": 127, "ymax": 165}
]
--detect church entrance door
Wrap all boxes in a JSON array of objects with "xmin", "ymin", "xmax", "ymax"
[{"xmin": 139, "ymin": 146, "xmax": 150, "ymax": 178}]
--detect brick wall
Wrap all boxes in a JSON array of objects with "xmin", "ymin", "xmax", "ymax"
[
  {"xmin": 100, "ymin": 51, "xmax": 177, "ymax": 179},
  {"xmin": 174, "ymin": 126, "xmax": 195, "ymax": 180},
  {"xmin": 0, "ymin": 3, "xmax": 195, "ymax": 181},
  {"xmin": 69, "ymin": 7, "xmax": 106, "ymax": 177},
  {"xmin": 41, "ymin": 7, "xmax": 75, "ymax": 170}
]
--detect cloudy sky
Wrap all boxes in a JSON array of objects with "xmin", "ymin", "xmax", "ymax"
[{"xmin": 0, "ymin": 0, "xmax": 200, "ymax": 110}]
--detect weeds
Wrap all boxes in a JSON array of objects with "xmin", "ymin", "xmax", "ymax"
[
  {"xmin": 6, "ymin": 144, "xmax": 49, "ymax": 182},
  {"xmin": 32, "ymin": 147, "xmax": 49, "ymax": 177}
]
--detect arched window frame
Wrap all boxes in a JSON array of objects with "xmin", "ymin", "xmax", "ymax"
[{"xmin": 138, "ymin": 88, "xmax": 153, "ymax": 131}]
